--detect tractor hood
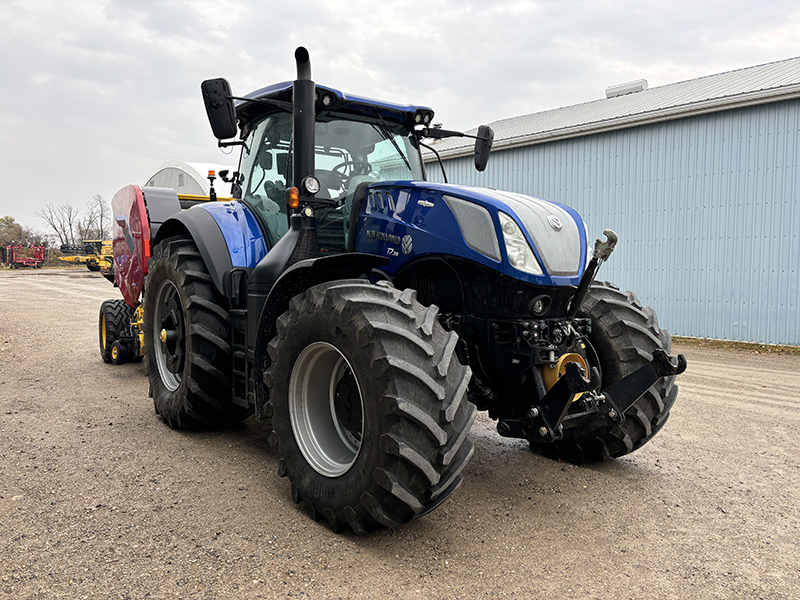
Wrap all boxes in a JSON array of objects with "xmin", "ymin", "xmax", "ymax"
[
  {"xmin": 458, "ymin": 186, "xmax": 585, "ymax": 277},
  {"xmin": 353, "ymin": 181, "xmax": 588, "ymax": 287}
]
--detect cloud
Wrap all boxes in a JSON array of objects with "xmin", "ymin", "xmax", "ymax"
[{"xmin": 1, "ymin": 0, "xmax": 798, "ymax": 230}]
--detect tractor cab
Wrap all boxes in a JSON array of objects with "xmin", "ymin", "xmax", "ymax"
[
  {"xmin": 236, "ymin": 100, "xmax": 424, "ymax": 252},
  {"xmin": 231, "ymin": 83, "xmax": 433, "ymax": 254}
]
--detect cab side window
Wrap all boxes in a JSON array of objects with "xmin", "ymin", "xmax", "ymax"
[{"xmin": 239, "ymin": 113, "xmax": 292, "ymax": 247}]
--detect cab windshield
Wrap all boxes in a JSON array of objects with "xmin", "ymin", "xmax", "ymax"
[{"xmin": 239, "ymin": 111, "xmax": 422, "ymax": 250}]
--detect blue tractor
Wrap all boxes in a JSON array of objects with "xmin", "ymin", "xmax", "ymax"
[{"xmin": 103, "ymin": 48, "xmax": 686, "ymax": 533}]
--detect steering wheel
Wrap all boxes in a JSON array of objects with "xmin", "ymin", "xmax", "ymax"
[
  {"xmin": 331, "ymin": 160, "xmax": 372, "ymax": 178},
  {"xmin": 315, "ymin": 169, "xmax": 345, "ymax": 195}
]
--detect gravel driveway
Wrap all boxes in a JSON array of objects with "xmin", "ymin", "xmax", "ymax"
[{"xmin": 1, "ymin": 268, "xmax": 798, "ymax": 599}]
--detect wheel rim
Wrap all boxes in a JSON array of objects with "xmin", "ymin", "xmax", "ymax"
[
  {"xmin": 289, "ymin": 342, "xmax": 364, "ymax": 477},
  {"xmin": 101, "ymin": 314, "xmax": 107, "ymax": 350},
  {"xmin": 153, "ymin": 279, "xmax": 185, "ymax": 392}
]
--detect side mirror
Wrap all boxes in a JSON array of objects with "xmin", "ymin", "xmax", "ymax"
[
  {"xmin": 474, "ymin": 125, "xmax": 494, "ymax": 172},
  {"xmin": 201, "ymin": 78, "xmax": 238, "ymax": 140}
]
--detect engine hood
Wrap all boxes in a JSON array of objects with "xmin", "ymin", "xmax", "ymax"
[
  {"xmin": 409, "ymin": 182, "xmax": 586, "ymax": 278},
  {"xmin": 461, "ymin": 187, "xmax": 583, "ymax": 277}
]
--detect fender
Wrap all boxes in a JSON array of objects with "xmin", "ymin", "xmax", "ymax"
[
  {"xmin": 153, "ymin": 200, "xmax": 268, "ymax": 297},
  {"xmin": 251, "ymin": 252, "xmax": 389, "ymax": 420}
]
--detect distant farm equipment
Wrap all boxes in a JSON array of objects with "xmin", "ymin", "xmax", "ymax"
[
  {"xmin": 3, "ymin": 245, "xmax": 48, "ymax": 268},
  {"xmin": 58, "ymin": 240, "xmax": 113, "ymax": 273}
]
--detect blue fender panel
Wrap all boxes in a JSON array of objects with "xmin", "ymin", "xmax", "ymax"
[
  {"xmin": 154, "ymin": 208, "xmax": 233, "ymax": 296},
  {"xmin": 153, "ymin": 201, "xmax": 267, "ymax": 296},
  {"xmin": 199, "ymin": 201, "xmax": 268, "ymax": 269}
]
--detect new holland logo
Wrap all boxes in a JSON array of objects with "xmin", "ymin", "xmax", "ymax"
[
  {"xmin": 547, "ymin": 215, "xmax": 563, "ymax": 231},
  {"xmin": 366, "ymin": 229, "xmax": 414, "ymax": 255},
  {"xmin": 366, "ymin": 230, "xmax": 401, "ymax": 244}
]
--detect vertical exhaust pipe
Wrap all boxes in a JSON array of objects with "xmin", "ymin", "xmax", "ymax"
[
  {"xmin": 295, "ymin": 46, "xmax": 312, "ymax": 81},
  {"xmin": 292, "ymin": 47, "xmax": 315, "ymax": 189}
]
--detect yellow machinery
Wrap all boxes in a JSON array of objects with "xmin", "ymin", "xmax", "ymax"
[{"xmin": 58, "ymin": 239, "xmax": 113, "ymax": 272}]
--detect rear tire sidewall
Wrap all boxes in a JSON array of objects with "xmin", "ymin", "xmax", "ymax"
[
  {"xmin": 144, "ymin": 236, "xmax": 250, "ymax": 429},
  {"xmin": 271, "ymin": 308, "xmax": 389, "ymax": 511},
  {"xmin": 144, "ymin": 247, "xmax": 193, "ymax": 425}
]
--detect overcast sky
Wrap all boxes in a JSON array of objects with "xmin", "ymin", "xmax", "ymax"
[{"xmin": 2, "ymin": 0, "xmax": 798, "ymax": 232}]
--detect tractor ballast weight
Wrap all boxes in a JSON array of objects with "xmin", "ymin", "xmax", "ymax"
[{"xmin": 101, "ymin": 47, "xmax": 686, "ymax": 533}]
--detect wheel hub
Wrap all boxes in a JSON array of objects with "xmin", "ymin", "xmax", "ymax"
[
  {"xmin": 153, "ymin": 280, "xmax": 185, "ymax": 392},
  {"xmin": 289, "ymin": 342, "xmax": 364, "ymax": 477}
]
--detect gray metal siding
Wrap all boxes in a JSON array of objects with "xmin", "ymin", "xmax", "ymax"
[{"xmin": 428, "ymin": 100, "xmax": 800, "ymax": 345}]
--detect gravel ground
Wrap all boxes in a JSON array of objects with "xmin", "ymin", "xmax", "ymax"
[{"xmin": 1, "ymin": 268, "xmax": 798, "ymax": 599}]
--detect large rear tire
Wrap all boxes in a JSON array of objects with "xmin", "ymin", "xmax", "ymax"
[
  {"xmin": 530, "ymin": 281, "xmax": 678, "ymax": 464},
  {"xmin": 99, "ymin": 299, "xmax": 135, "ymax": 364},
  {"xmin": 144, "ymin": 235, "xmax": 251, "ymax": 429},
  {"xmin": 265, "ymin": 280, "xmax": 476, "ymax": 533}
]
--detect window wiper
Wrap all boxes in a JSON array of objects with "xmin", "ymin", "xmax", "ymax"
[{"xmin": 372, "ymin": 115, "xmax": 412, "ymax": 173}]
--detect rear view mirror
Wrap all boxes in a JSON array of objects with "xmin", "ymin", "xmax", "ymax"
[
  {"xmin": 201, "ymin": 78, "xmax": 238, "ymax": 140},
  {"xmin": 474, "ymin": 125, "xmax": 494, "ymax": 172}
]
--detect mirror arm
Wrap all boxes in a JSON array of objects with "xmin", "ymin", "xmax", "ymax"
[
  {"xmin": 421, "ymin": 127, "xmax": 490, "ymax": 143},
  {"xmin": 227, "ymin": 96, "xmax": 294, "ymax": 113},
  {"xmin": 418, "ymin": 141, "xmax": 448, "ymax": 184}
]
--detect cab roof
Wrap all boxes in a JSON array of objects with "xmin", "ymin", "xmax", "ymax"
[{"xmin": 235, "ymin": 82, "xmax": 434, "ymax": 133}]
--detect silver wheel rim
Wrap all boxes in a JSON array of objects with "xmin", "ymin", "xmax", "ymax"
[
  {"xmin": 153, "ymin": 279, "xmax": 183, "ymax": 392},
  {"xmin": 289, "ymin": 342, "xmax": 364, "ymax": 477}
]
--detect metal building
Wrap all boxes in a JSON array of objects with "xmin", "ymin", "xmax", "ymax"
[
  {"xmin": 426, "ymin": 57, "xmax": 800, "ymax": 346},
  {"xmin": 144, "ymin": 160, "xmax": 236, "ymax": 197}
]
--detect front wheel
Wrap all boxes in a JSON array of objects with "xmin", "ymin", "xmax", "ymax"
[
  {"xmin": 266, "ymin": 280, "xmax": 476, "ymax": 533},
  {"xmin": 143, "ymin": 236, "xmax": 251, "ymax": 429},
  {"xmin": 530, "ymin": 281, "xmax": 679, "ymax": 463}
]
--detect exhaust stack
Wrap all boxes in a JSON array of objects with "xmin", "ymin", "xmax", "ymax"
[{"xmin": 292, "ymin": 46, "xmax": 315, "ymax": 189}]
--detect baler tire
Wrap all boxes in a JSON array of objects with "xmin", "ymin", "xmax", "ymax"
[
  {"xmin": 530, "ymin": 281, "xmax": 678, "ymax": 464},
  {"xmin": 99, "ymin": 298, "xmax": 134, "ymax": 364},
  {"xmin": 111, "ymin": 340, "xmax": 127, "ymax": 365},
  {"xmin": 265, "ymin": 280, "xmax": 476, "ymax": 533},
  {"xmin": 144, "ymin": 235, "xmax": 252, "ymax": 429}
]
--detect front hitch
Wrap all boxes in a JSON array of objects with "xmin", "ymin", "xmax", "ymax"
[
  {"xmin": 597, "ymin": 349, "xmax": 687, "ymax": 424},
  {"xmin": 497, "ymin": 348, "xmax": 687, "ymax": 442}
]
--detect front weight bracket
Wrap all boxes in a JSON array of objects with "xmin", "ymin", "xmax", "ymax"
[{"xmin": 601, "ymin": 349, "xmax": 687, "ymax": 420}]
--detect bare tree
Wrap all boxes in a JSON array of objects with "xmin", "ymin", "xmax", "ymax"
[
  {"xmin": 36, "ymin": 203, "xmax": 80, "ymax": 246},
  {"xmin": 36, "ymin": 195, "xmax": 110, "ymax": 247},
  {"xmin": 92, "ymin": 194, "xmax": 110, "ymax": 239},
  {"xmin": 76, "ymin": 210, "xmax": 98, "ymax": 241},
  {"xmin": 76, "ymin": 195, "xmax": 111, "ymax": 240}
]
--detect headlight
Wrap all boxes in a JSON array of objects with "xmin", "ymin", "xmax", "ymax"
[
  {"xmin": 301, "ymin": 176, "xmax": 320, "ymax": 195},
  {"xmin": 499, "ymin": 212, "xmax": 543, "ymax": 276}
]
